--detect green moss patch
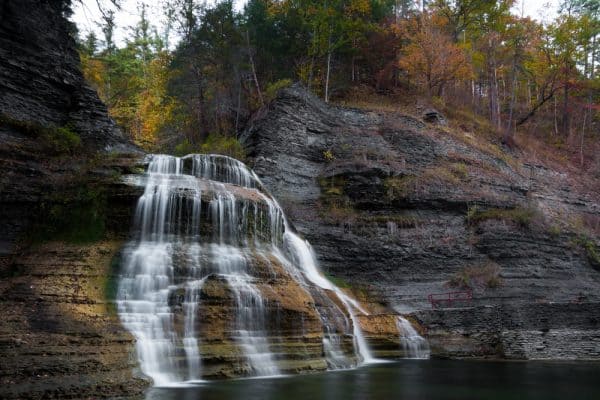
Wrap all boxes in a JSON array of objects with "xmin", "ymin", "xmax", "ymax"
[
  {"xmin": 324, "ymin": 272, "xmax": 351, "ymax": 289},
  {"xmin": 574, "ymin": 236, "xmax": 600, "ymax": 270},
  {"xmin": 0, "ymin": 113, "xmax": 81, "ymax": 155},
  {"xmin": 30, "ymin": 185, "xmax": 107, "ymax": 244}
]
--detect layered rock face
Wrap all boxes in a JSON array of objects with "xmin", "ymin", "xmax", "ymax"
[
  {"xmin": 0, "ymin": 0, "xmax": 127, "ymax": 149},
  {"xmin": 242, "ymin": 84, "xmax": 600, "ymax": 359},
  {"xmin": 0, "ymin": 1, "xmax": 146, "ymax": 398},
  {"xmin": 0, "ymin": 153, "xmax": 149, "ymax": 399},
  {"xmin": 0, "ymin": 0, "xmax": 136, "ymax": 269}
]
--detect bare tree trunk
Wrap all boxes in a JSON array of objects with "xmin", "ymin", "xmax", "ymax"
[
  {"xmin": 580, "ymin": 105, "xmax": 587, "ymax": 168},
  {"xmin": 307, "ymin": 26, "xmax": 317, "ymax": 92},
  {"xmin": 504, "ymin": 63, "xmax": 518, "ymax": 143},
  {"xmin": 488, "ymin": 57, "xmax": 499, "ymax": 129},
  {"xmin": 563, "ymin": 83, "xmax": 570, "ymax": 136},
  {"xmin": 194, "ymin": 66, "xmax": 205, "ymax": 143},
  {"xmin": 553, "ymin": 95, "xmax": 559, "ymax": 136},
  {"xmin": 581, "ymin": 36, "xmax": 595, "ymax": 167},
  {"xmin": 527, "ymin": 78, "xmax": 531, "ymax": 108},
  {"xmin": 562, "ymin": 62, "xmax": 570, "ymax": 136},
  {"xmin": 245, "ymin": 30, "xmax": 263, "ymax": 105},
  {"xmin": 235, "ymin": 79, "xmax": 241, "ymax": 134},
  {"xmin": 351, "ymin": 37, "xmax": 357, "ymax": 82},
  {"xmin": 325, "ymin": 31, "xmax": 332, "ymax": 103}
]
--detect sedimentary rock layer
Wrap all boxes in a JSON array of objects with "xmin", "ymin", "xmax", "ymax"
[{"xmin": 242, "ymin": 84, "xmax": 600, "ymax": 360}]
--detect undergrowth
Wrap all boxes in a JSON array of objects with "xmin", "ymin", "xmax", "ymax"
[
  {"xmin": 466, "ymin": 205, "xmax": 538, "ymax": 229},
  {"xmin": 174, "ymin": 134, "xmax": 245, "ymax": 160},
  {"xmin": 449, "ymin": 261, "xmax": 503, "ymax": 289},
  {"xmin": 0, "ymin": 113, "xmax": 81, "ymax": 154},
  {"xmin": 30, "ymin": 185, "xmax": 107, "ymax": 244}
]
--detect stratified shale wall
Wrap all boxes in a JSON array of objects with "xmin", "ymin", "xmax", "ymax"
[{"xmin": 242, "ymin": 84, "xmax": 600, "ymax": 360}]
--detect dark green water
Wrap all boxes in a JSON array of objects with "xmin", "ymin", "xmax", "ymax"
[{"xmin": 146, "ymin": 360, "xmax": 600, "ymax": 400}]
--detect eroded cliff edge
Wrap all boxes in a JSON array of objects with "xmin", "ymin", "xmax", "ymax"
[
  {"xmin": 242, "ymin": 84, "xmax": 600, "ymax": 360},
  {"xmin": 0, "ymin": 1, "xmax": 147, "ymax": 398}
]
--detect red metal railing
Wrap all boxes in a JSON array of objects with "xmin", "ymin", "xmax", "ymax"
[{"xmin": 428, "ymin": 289, "xmax": 473, "ymax": 309}]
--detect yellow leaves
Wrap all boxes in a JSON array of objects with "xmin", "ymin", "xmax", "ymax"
[
  {"xmin": 131, "ymin": 52, "xmax": 179, "ymax": 149},
  {"xmin": 346, "ymin": 0, "xmax": 371, "ymax": 17},
  {"xmin": 80, "ymin": 55, "xmax": 109, "ymax": 101},
  {"xmin": 80, "ymin": 47, "xmax": 179, "ymax": 150}
]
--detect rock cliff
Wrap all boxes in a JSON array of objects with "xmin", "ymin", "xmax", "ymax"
[
  {"xmin": 2, "ymin": 0, "xmax": 600, "ymax": 391},
  {"xmin": 0, "ymin": 0, "xmax": 146, "ymax": 398},
  {"xmin": 242, "ymin": 84, "xmax": 600, "ymax": 360}
]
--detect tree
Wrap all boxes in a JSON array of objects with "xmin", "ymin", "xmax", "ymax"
[
  {"xmin": 170, "ymin": 0, "xmax": 245, "ymax": 142},
  {"xmin": 398, "ymin": 12, "xmax": 472, "ymax": 96}
]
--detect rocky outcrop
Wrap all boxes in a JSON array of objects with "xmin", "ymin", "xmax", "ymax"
[
  {"xmin": 242, "ymin": 84, "xmax": 600, "ymax": 359},
  {"xmin": 414, "ymin": 302, "xmax": 600, "ymax": 360},
  {"xmin": 0, "ymin": 241, "xmax": 148, "ymax": 399},
  {"xmin": 0, "ymin": 0, "xmax": 128, "ymax": 149},
  {"xmin": 0, "ymin": 153, "xmax": 148, "ymax": 399},
  {"xmin": 0, "ymin": 0, "xmax": 147, "ymax": 397},
  {"xmin": 0, "ymin": 0, "xmax": 139, "ymax": 269}
]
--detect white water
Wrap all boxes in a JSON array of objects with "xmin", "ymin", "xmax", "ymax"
[
  {"xmin": 117, "ymin": 153, "xmax": 425, "ymax": 385},
  {"xmin": 397, "ymin": 317, "xmax": 430, "ymax": 359}
]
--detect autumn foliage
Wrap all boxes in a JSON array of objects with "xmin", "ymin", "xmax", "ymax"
[
  {"xmin": 397, "ymin": 13, "xmax": 472, "ymax": 96},
  {"xmin": 75, "ymin": 0, "xmax": 599, "ymax": 176}
]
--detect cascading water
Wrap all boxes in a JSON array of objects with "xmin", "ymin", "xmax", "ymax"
[
  {"xmin": 396, "ymin": 317, "xmax": 430, "ymax": 359},
  {"xmin": 117, "ymin": 153, "xmax": 425, "ymax": 386}
]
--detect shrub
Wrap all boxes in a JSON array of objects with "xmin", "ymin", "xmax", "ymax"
[
  {"xmin": 384, "ymin": 175, "xmax": 416, "ymax": 200},
  {"xmin": 325, "ymin": 272, "xmax": 351, "ymax": 289},
  {"xmin": 449, "ymin": 261, "xmax": 503, "ymax": 289},
  {"xmin": 548, "ymin": 224, "xmax": 562, "ymax": 237},
  {"xmin": 318, "ymin": 176, "xmax": 347, "ymax": 198},
  {"xmin": 200, "ymin": 133, "xmax": 245, "ymax": 160},
  {"xmin": 449, "ymin": 162, "xmax": 468, "ymax": 179},
  {"xmin": 0, "ymin": 114, "xmax": 81, "ymax": 154},
  {"xmin": 174, "ymin": 134, "xmax": 245, "ymax": 160},
  {"xmin": 323, "ymin": 149, "xmax": 336, "ymax": 162},
  {"xmin": 421, "ymin": 165, "xmax": 462, "ymax": 185},
  {"xmin": 32, "ymin": 186, "xmax": 106, "ymax": 244},
  {"xmin": 43, "ymin": 125, "xmax": 81, "ymax": 154},
  {"xmin": 574, "ymin": 236, "xmax": 600, "ymax": 270},
  {"xmin": 0, "ymin": 113, "xmax": 47, "ymax": 136},
  {"xmin": 265, "ymin": 79, "xmax": 293, "ymax": 102},
  {"xmin": 317, "ymin": 176, "xmax": 357, "ymax": 224},
  {"xmin": 174, "ymin": 138, "xmax": 196, "ymax": 157},
  {"xmin": 385, "ymin": 164, "xmax": 469, "ymax": 201}
]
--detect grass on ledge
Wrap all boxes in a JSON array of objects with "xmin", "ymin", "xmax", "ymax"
[{"xmin": 466, "ymin": 205, "xmax": 538, "ymax": 229}]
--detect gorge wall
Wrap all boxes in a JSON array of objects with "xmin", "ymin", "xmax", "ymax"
[
  {"xmin": 241, "ymin": 84, "xmax": 600, "ymax": 360},
  {"xmin": 1, "ymin": 0, "xmax": 600, "ymax": 395},
  {"xmin": 0, "ymin": 1, "xmax": 147, "ymax": 398}
]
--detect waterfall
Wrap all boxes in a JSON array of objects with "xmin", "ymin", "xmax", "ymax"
[
  {"xmin": 396, "ymin": 317, "xmax": 430, "ymax": 359},
  {"xmin": 116, "ymin": 153, "xmax": 423, "ymax": 386}
]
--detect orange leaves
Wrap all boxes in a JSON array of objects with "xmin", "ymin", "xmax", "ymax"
[{"xmin": 397, "ymin": 13, "xmax": 472, "ymax": 96}]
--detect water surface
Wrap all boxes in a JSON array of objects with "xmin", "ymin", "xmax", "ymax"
[{"xmin": 146, "ymin": 359, "xmax": 600, "ymax": 400}]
